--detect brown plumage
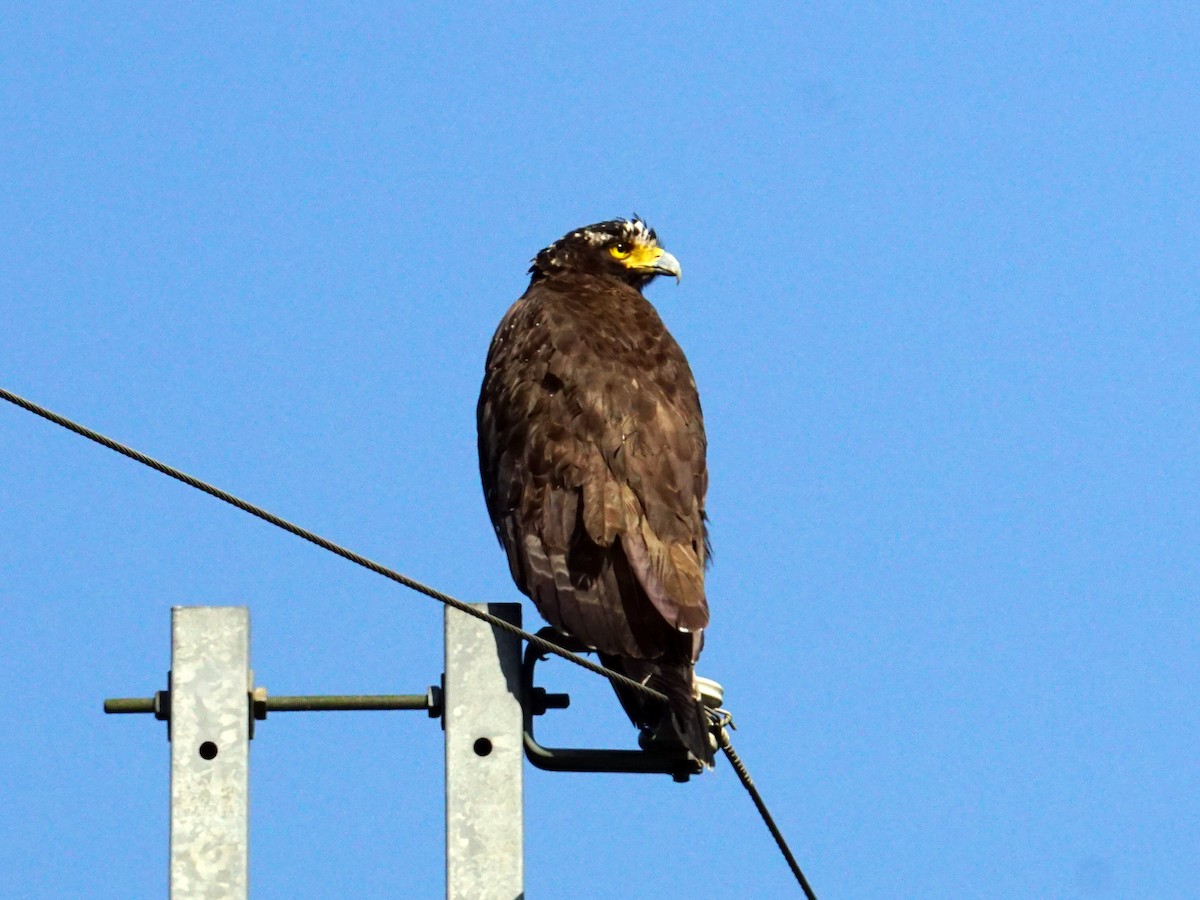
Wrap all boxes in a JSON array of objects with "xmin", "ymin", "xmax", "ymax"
[{"xmin": 477, "ymin": 217, "xmax": 713, "ymax": 765}]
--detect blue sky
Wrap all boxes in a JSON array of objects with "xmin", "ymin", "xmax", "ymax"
[{"xmin": 2, "ymin": 4, "xmax": 1198, "ymax": 897}]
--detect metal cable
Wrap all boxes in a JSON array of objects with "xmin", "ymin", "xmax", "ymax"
[
  {"xmin": 718, "ymin": 728, "xmax": 819, "ymax": 898},
  {"xmin": 0, "ymin": 385, "xmax": 663, "ymax": 703},
  {"xmin": 2, "ymin": 383, "xmax": 815, "ymax": 895}
]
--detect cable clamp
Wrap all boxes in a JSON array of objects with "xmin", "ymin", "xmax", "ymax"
[{"xmin": 707, "ymin": 706, "xmax": 736, "ymax": 732}]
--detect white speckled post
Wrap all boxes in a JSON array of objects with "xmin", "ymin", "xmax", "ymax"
[
  {"xmin": 444, "ymin": 603, "xmax": 524, "ymax": 900},
  {"xmin": 169, "ymin": 607, "xmax": 250, "ymax": 900}
]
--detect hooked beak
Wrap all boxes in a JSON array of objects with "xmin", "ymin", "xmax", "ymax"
[{"xmin": 649, "ymin": 249, "xmax": 682, "ymax": 283}]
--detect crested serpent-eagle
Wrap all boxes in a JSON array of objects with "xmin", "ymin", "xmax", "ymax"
[{"xmin": 477, "ymin": 217, "xmax": 714, "ymax": 766}]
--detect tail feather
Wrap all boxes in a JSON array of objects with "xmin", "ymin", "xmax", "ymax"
[{"xmin": 600, "ymin": 654, "xmax": 714, "ymax": 767}]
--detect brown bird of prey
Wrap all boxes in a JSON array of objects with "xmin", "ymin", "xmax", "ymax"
[{"xmin": 477, "ymin": 217, "xmax": 713, "ymax": 765}]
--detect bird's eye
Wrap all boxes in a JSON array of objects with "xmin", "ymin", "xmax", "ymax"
[{"xmin": 609, "ymin": 242, "xmax": 632, "ymax": 260}]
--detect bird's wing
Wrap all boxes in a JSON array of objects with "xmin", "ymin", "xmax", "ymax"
[{"xmin": 477, "ymin": 280, "xmax": 708, "ymax": 657}]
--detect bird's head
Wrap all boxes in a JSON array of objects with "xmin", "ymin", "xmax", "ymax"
[{"xmin": 529, "ymin": 217, "xmax": 682, "ymax": 291}]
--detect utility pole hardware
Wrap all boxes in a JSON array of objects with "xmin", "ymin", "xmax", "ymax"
[{"xmin": 105, "ymin": 603, "xmax": 720, "ymax": 899}]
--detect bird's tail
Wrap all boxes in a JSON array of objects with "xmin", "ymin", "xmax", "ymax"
[{"xmin": 600, "ymin": 654, "xmax": 715, "ymax": 768}]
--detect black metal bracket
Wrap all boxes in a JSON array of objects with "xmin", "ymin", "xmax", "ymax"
[{"xmin": 521, "ymin": 628, "xmax": 703, "ymax": 783}]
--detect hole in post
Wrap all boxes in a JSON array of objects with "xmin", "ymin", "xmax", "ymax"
[
  {"xmin": 473, "ymin": 737, "xmax": 493, "ymax": 757},
  {"xmin": 199, "ymin": 741, "xmax": 219, "ymax": 760}
]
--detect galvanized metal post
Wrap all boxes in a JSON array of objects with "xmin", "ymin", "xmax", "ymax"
[
  {"xmin": 169, "ymin": 606, "xmax": 251, "ymax": 900},
  {"xmin": 444, "ymin": 603, "xmax": 524, "ymax": 900}
]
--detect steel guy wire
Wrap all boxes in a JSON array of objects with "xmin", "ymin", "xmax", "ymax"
[
  {"xmin": 718, "ymin": 727, "xmax": 818, "ymax": 899},
  {"xmin": 0, "ymin": 385, "xmax": 660, "ymax": 702}
]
